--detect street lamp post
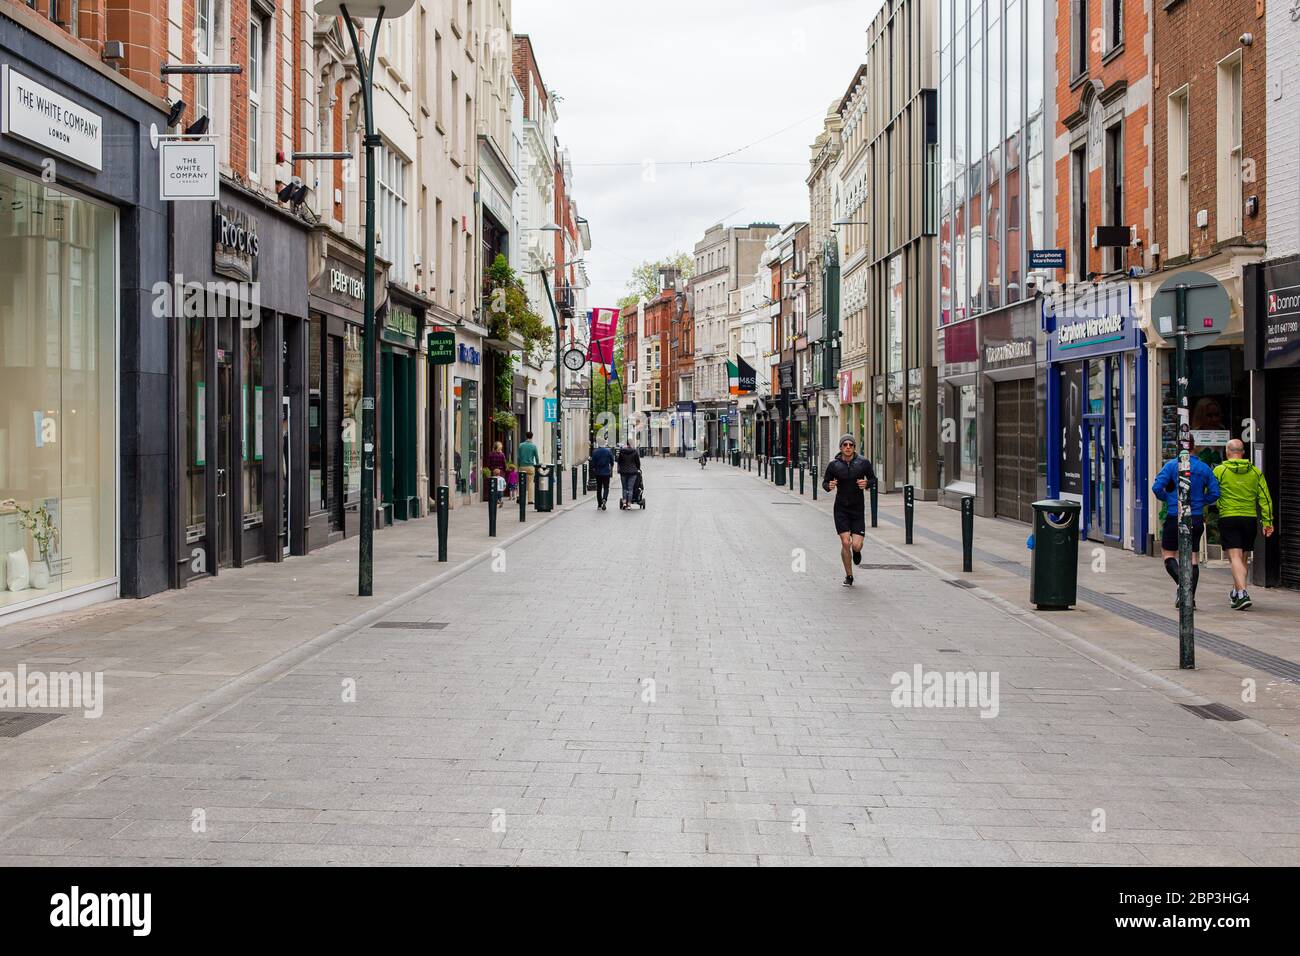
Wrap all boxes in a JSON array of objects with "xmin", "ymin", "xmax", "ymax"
[{"xmin": 317, "ymin": 0, "xmax": 414, "ymax": 597}]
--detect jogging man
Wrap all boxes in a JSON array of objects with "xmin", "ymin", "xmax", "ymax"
[
  {"xmin": 1151, "ymin": 443, "xmax": 1221, "ymax": 609},
  {"xmin": 822, "ymin": 434, "xmax": 876, "ymax": 587},
  {"xmin": 1213, "ymin": 439, "xmax": 1274, "ymax": 609}
]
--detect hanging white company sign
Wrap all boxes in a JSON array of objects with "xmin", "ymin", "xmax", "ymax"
[
  {"xmin": 1, "ymin": 66, "xmax": 103, "ymax": 171},
  {"xmin": 159, "ymin": 141, "xmax": 218, "ymax": 200}
]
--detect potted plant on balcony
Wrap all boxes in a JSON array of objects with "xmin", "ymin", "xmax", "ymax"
[{"xmin": 483, "ymin": 254, "xmax": 551, "ymax": 365}]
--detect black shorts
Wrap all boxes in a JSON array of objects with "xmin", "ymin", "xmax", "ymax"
[
  {"xmin": 1161, "ymin": 515, "xmax": 1205, "ymax": 552},
  {"xmin": 834, "ymin": 508, "xmax": 866, "ymax": 536},
  {"xmin": 1218, "ymin": 516, "xmax": 1259, "ymax": 552}
]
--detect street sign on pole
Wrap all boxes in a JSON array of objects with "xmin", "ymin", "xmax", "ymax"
[
  {"xmin": 1151, "ymin": 271, "xmax": 1229, "ymax": 671},
  {"xmin": 1153, "ymin": 270, "xmax": 1230, "ymax": 351}
]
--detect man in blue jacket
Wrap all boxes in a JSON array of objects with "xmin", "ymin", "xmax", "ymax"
[
  {"xmin": 590, "ymin": 441, "xmax": 615, "ymax": 511},
  {"xmin": 1151, "ymin": 443, "xmax": 1221, "ymax": 608}
]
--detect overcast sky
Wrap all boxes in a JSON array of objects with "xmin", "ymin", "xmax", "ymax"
[{"xmin": 515, "ymin": 0, "xmax": 883, "ymax": 307}]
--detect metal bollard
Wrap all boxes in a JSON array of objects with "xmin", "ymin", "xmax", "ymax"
[
  {"xmin": 812, "ymin": 464, "xmax": 818, "ymax": 501},
  {"xmin": 961, "ymin": 495, "xmax": 974, "ymax": 572},
  {"xmin": 870, "ymin": 478, "xmax": 878, "ymax": 528},
  {"xmin": 519, "ymin": 474, "xmax": 527, "ymax": 523},
  {"xmin": 904, "ymin": 484, "xmax": 914, "ymax": 544},
  {"xmin": 556, "ymin": 465, "xmax": 563, "ymax": 506},
  {"xmin": 788, "ymin": 460, "xmax": 794, "ymax": 491},
  {"xmin": 436, "ymin": 485, "xmax": 449, "ymax": 562},
  {"xmin": 488, "ymin": 479, "xmax": 499, "ymax": 537},
  {"xmin": 582, "ymin": 463, "xmax": 588, "ymax": 494},
  {"xmin": 799, "ymin": 463, "xmax": 805, "ymax": 495},
  {"xmin": 572, "ymin": 466, "xmax": 578, "ymax": 501}
]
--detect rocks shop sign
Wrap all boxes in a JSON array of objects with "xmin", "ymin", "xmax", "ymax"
[{"xmin": 213, "ymin": 204, "xmax": 260, "ymax": 282}]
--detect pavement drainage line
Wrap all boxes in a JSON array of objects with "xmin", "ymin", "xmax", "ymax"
[
  {"xmin": 0, "ymin": 495, "xmax": 592, "ymax": 839},
  {"xmin": 873, "ymin": 512, "xmax": 1300, "ymax": 686},
  {"xmin": 738, "ymin": 466, "xmax": 1300, "ymax": 767}
]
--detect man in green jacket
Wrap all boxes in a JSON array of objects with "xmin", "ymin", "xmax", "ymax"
[{"xmin": 1212, "ymin": 439, "xmax": 1274, "ymax": 610}]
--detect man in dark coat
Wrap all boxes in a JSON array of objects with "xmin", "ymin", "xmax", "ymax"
[
  {"xmin": 822, "ymin": 434, "xmax": 876, "ymax": 587},
  {"xmin": 591, "ymin": 441, "xmax": 615, "ymax": 510}
]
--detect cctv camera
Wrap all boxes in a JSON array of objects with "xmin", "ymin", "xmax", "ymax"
[{"xmin": 1240, "ymin": 32, "xmax": 1254, "ymax": 46}]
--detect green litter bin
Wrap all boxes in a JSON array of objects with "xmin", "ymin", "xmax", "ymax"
[
  {"xmin": 534, "ymin": 465, "xmax": 555, "ymax": 513},
  {"xmin": 1030, "ymin": 499, "xmax": 1081, "ymax": 610},
  {"xmin": 771, "ymin": 456, "xmax": 786, "ymax": 486}
]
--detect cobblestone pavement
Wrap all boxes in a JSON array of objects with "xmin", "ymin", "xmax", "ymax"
[{"xmin": 3, "ymin": 456, "xmax": 1300, "ymax": 866}]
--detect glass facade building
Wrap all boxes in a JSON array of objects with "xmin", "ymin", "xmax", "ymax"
[
  {"xmin": 937, "ymin": 0, "xmax": 1051, "ymax": 523},
  {"xmin": 939, "ymin": 0, "xmax": 1046, "ymax": 328}
]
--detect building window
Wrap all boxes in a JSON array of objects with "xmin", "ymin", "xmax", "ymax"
[
  {"xmin": 1071, "ymin": 0, "xmax": 1088, "ymax": 79},
  {"xmin": 1104, "ymin": 0, "xmax": 1123, "ymax": 53},
  {"xmin": 378, "ymin": 144, "xmax": 410, "ymax": 283},
  {"xmin": 1217, "ymin": 52, "xmax": 1243, "ymax": 241},
  {"xmin": 1167, "ymin": 88, "xmax": 1190, "ymax": 259},
  {"xmin": 1071, "ymin": 144, "xmax": 1088, "ymax": 279},
  {"xmin": 194, "ymin": 0, "xmax": 212, "ymax": 120},
  {"xmin": 1104, "ymin": 120, "xmax": 1124, "ymax": 273},
  {"xmin": 248, "ymin": 15, "xmax": 263, "ymax": 180}
]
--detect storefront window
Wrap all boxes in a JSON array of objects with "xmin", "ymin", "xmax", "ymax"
[
  {"xmin": 960, "ymin": 383, "xmax": 977, "ymax": 480},
  {"xmin": 187, "ymin": 312, "xmax": 205, "ymax": 536},
  {"xmin": 308, "ymin": 316, "xmax": 323, "ymax": 513},
  {"xmin": 343, "ymin": 325, "xmax": 362, "ymax": 507},
  {"xmin": 242, "ymin": 321, "xmax": 263, "ymax": 521},
  {"xmin": 0, "ymin": 168, "xmax": 116, "ymax": 610},
  {"xmin": 454, "ymin": 377, "xmax": 479, "ymax": 495}
]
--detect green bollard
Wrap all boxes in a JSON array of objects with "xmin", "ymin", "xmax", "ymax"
[
  {"xmin": 904, "ymin": 484, "xmax": 914, "ymax": 544},
  {"xmin": 961, "ymin": 495, "xmax": 974, "ymax": 572},
  {"xmin": 436, "ymin": 485, "xmax": 449, "ymax": 562}
]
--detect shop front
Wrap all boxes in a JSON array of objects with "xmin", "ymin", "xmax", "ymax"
[
  {"xmin": 304, "ymin": 233, "xmax": 388, "ymax": 547},
  {"xmin": 1, "ymin": 13, "xmax": 167, "ymax": 619},
  {"xmin": 1045, "ymin": 283, "xmax": 1148, "ymax": 552},
  {"xmin": 1244, "ymin": 254, "xmax": 1300, "ymax": 588},
  {"xmin": 1143, "ymin": 265, "xmax": 1252, "ymax": 564},
  {"xmin": 942, "ymin": 300, "xmax": 1044, "ymax": 523},
  {"xmin": 173, "ymin": 186, "xmax": 310, "ymax": 578},
  {"xmin": 938, "ymin": 316, "xmax": 979, "ymax": 505},
  {"xmin": 450, "ymin": 335, "xmax": 483, "ymax": 507},
  {"xmin": 380, "ymin": 289, "xmax": 427, "ymax": 521}
]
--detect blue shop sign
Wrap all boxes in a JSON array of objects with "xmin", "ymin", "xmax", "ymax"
[
  {"xmin": 1043, "ymin": 282, "xmax": 1142, "ymax": 361},
  {"xmin": 457, "ymin": 343, "xmax": 481, "ymax": 365}
]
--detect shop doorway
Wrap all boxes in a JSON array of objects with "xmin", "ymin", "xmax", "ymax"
[
  {"xmin": 216, "ymin": 355, "xmax": 235, "ymax": 568},
  {"xmin": 993, "ymin": 378, "xmax": 1036, "ymax": 523},
  {"xmin": 1280, "ymin": 371, "xmax": 1300, "ymax": 589},
  {"xmin": 1081, "ymin": 356, "xmax": 1123, "ymax": 544}
]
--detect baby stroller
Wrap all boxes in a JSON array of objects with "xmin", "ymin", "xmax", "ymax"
[{"xmin": 632, "ymin": 470, "xmax": 646, "ymax": 509}]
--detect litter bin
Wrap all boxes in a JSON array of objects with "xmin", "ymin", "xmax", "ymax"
[
  {"xmin": 771, "ymin": 456, "xmax": 786, "ymax": 486},
  {"xmin": 732, "ymin": 449, "xmax": 741, "ymax": 467},
  {"xmin": 1030, "ymin": 499, "xmax": 1081, "ymax": 610},
  {"xmin": 534, "ymin": 465, "xmax": 555, "ymax": 513}
]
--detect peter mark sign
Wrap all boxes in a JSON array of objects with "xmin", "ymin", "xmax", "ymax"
[{"xmin": 1, "ymin": 66, "xmax": 103, "ymax": 171}]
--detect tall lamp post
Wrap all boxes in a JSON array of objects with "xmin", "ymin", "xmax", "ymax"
[
  {"xmin": 317, "ymin": 0, "xmax": 415, "ymax": 597},
  {"xmin": 523, "ymin": 224, "xmax": 566, "ymax": 484}
]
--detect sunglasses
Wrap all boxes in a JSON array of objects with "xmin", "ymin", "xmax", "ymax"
[{"xmin": 840, "ymin": 441, "xmax": 856, "ymax": 448}]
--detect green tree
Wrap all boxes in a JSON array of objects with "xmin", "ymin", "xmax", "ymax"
[{"xmin": 616, "ymin": 252, "xmax": 695, "ymax": 313}]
